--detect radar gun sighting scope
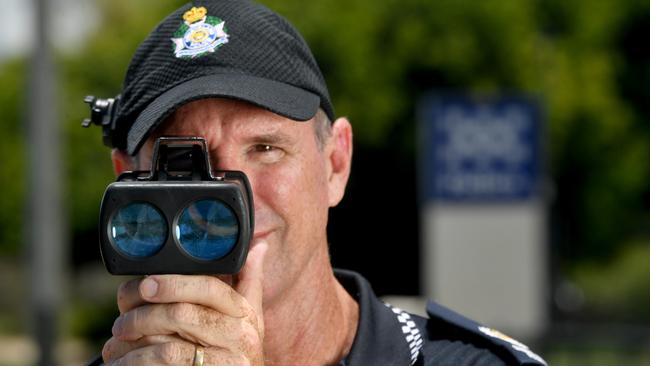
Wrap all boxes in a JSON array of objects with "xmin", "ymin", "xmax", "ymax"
[{"xmin": 97, "ymin": 136, "xmax": 254, "ymax": 275}]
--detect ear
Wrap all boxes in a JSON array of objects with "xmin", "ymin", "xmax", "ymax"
[
  {"xmin": 326, "ymin": 117, "xmax": 353, "ymax": 207},
  {"xmin": 111, "ymin": 149, "xmax": 136, "ymax": 177}
]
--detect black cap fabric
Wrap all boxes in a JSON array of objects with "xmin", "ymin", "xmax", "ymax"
[{"xmin": 115, "ymin": 0, "xmax": 335, "ymax": 155}]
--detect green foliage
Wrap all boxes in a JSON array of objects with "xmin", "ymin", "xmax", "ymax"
[
  {"xmin": 262, "ymin": 0, "xmax": 650, "ymax": 262},
  {"xmin": 59, "ymin": 0, "xmax": 187, "ymax": 235},
  {"xmin": 573, "ymin": 242, "xmax": 650, "ymax": 321},
  {"xmin": 0, "ymin": 60, "xmax": 27, "ymax": 254},
  {"xmin": 0, "ymin": 0, "xmax": 648, "ymax": 312},
  {"xmin": 66, "ymin": 298, "xmax": 119, "ymax": 347}
]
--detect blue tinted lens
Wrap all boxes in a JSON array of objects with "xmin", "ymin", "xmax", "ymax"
[
  {"xmin": 176, "ymin": 199, "xmax": 239, "ymax": 260},
  {"xmin": 110, "ymin": 202, "xmax": 167, "ymax": 258}
]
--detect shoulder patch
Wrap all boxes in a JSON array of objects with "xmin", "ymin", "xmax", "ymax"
[{"xmin": 426, "ymin": 301, "xmax": 547, "ymax": 366}]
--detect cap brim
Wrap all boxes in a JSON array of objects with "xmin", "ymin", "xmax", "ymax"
[{"xmin": 126, "ymin": 73, "xmax": 320, "ymax": 155}]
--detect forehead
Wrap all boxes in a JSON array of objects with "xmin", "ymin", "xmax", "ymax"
[{"xmin": 156, "ymin": 98, "xmax": 293, "ymax": 134}]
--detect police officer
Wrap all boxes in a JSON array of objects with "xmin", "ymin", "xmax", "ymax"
[{"xmin": 86, "ymin": 1, "xmax": 547, "ymax": 365}]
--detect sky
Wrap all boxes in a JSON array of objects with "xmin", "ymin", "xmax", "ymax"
[{"xmin": 0, "ymin": 0, "xmax": 97, "ymax": 60}]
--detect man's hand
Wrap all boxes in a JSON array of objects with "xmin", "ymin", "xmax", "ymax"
[{"xmin": 102, "ymin": 242, "xmax": 268, "ymax": 365}]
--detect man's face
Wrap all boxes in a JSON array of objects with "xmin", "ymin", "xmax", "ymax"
[{"xmin": 127, "ymin": 98, "xmax": 352, "ymax": 305}]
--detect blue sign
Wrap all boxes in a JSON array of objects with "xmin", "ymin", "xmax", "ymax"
[{"xmin": 419, "ymin": 95, "xmax": 542, "ymax": 202}]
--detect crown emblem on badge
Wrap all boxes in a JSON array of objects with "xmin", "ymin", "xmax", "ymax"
[
  {"xmin": 183, "ymin": 6, "xmax": 207, "ymax": 24},
  {"xmin": 171, "ymin": 6, "xmax": 229, "ymax": 58}
]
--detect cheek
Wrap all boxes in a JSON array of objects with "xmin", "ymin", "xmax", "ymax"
[{"xmin": 249, "ymin": 155, "xmax": 329, "ymax": 231}]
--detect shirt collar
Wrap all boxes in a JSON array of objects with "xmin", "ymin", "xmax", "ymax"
[{"xmin": 335, "ymin": 269, "xmax": 414, "ymax": 366}]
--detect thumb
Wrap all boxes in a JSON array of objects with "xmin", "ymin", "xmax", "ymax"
[{"xmin": 235, "ymin": 241, "xmax": 268, "ymax": 317}]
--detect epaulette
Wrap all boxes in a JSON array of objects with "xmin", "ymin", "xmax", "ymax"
[{"xmin": 426, "ymin": 301, "xmax": 547, "ymax": 366}]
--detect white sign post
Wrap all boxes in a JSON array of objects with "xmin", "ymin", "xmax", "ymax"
[{"xmin": 418, "ymin": 96, "xmax": 548, "ymax": 340}]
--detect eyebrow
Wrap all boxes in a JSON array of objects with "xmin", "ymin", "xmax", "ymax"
[{"xmin": 243, "ymin": 132, "xmax": 296, "ymax": 146}]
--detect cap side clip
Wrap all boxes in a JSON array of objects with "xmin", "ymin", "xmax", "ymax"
[{"xmin": 82, "ymin": 95, "xmax": 121, "ymax": 148}]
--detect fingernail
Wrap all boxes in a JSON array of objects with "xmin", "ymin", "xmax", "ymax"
[
  {"xmin": 141, "ymin": 278, "xmax": 158, "ymax": 298},
  {"xmin": 112, "ymin": 316, "xmax": 123, "ymax": 336}
]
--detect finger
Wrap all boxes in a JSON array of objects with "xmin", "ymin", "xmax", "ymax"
[
  {"xmin": 117, "ymin": 278, "xmax": 148, "ymax": 314},
  {"xmin": 105, "ymin": 341, "xmax": 194, "ymax": 366},
  {"xmin": 113, "ymin": 303, "xmax": 261, "ymax": 352},
  {"xmin": 117, "ymin": 274, "xmax": 234, "ymax": 315},
  {"xmin": 235, "ymin": 240, "xmax": 268, "ymax": 317},
  {"xmin": 137, "ymin": 274, "xmax": 248, "ymax": 318},
  {"xmin": 107, "ymin": 343, "xmax": 248, "ymax": 366},
  {"xmin": 102, "ymin": 334, "xmax": 185, "ymax": 362}
]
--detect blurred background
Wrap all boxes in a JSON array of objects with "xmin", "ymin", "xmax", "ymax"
[{"xmin": 1, "ymin": 0, "xmax": 650, "ymax": 364}]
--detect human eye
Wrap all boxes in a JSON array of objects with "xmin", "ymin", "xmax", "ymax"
[
  {"xmin": 254, "ymin": 144, "xmax": 275, "ymax": 153},
  {"xmin": 251, "ymin": 144, "xmax": 285, "ymax": 163}
]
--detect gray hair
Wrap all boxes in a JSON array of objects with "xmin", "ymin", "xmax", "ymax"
[{"xmin": 313, "ymin": 108, "xmax": 332, "ymax": 150}]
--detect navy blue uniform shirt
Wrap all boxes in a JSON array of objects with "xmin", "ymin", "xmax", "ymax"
[{"xmin": 335, "ymin": 269, "xmax": 546, "ymax": 366}]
